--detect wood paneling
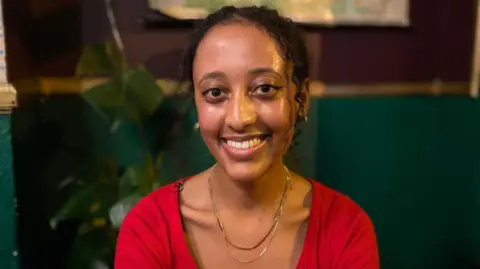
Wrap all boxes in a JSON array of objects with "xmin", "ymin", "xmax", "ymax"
[{"xmin": 4, "ymin": 0, "xmax": 478, "ymax": 96}]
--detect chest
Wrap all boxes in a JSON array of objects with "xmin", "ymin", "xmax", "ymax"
[{"xmin": 182, "ymin": 214, "xmax": 309, "ymax": 269}]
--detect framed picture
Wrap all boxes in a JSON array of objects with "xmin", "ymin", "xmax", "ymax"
[{"xmin": 148, "ymin": 0, "xmax": 410, "ymax": 27}]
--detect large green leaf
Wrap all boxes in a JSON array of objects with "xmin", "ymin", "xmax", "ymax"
[
  {"xmin": 82, "ymin": 78, "xmax": 131, "ymax": 125},
  {"xmin": 52, "ymin": 159, "xmax": 118, "ymax": 209},
  {"xmin": 83, "ymin": 82, "xmax": 142, "ymax": 127},
  {"xmin": 108, "ymin": 194, "xmax": 142, "ymax": 229},
  {"xmin": 111, "ymin": 159, "xmax": 156, "ymax": 228},
  {"xmin": 118, "ymin": 164, "xmax": 154, "ymax": 198},
  {"xmin": 83, "ymin": 68, "xmax": 165, "ymax": 124},
  {"xmin": 75, "ymin": 43, "xmax": 126, "ymax": 77},
  {"xmin": 50, "ymin": 181, "xmax": 118, "ymax": 229},
  {"xmin": 123, "ymin": 67, "xmax": 165, "ymax": 117},
  {"xmin": 83, "ymin": 78, "xmax": 126, "ymax": 108}
]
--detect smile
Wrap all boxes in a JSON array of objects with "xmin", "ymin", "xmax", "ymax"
[
  {"xmin": 220, "ymin": 134, "xmax": 270, "ymax": 159},
  {"xmin": 225, "ymin": 137, "xmax": 263, "ymax": 149}
]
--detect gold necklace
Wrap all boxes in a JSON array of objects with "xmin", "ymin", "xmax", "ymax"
[{"xmin": 208, "ymin": 165, "xmax": 292, "ymax": 263}]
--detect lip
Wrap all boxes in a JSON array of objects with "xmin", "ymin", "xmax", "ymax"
[{"xmin": 220, "ymin": 136, "xmax": 268, "ymax": 160}]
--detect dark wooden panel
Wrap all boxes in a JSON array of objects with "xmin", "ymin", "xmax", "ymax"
[
  {"xmin": 4, "ymin": 0, "xmax": 81, "ymax": 81},
  {"xmin": 28, "ymin": 0, "xmax": 77, "ymax": 18},
  {"xmin": 81, "ymin": 0, "xmax": 480, "ymax": 84},
  {"xmin": 115, "ymin": 0, "xmax": 477, "ymax": 85},
  {"xmin": 318, "ymin": 0, "xmax": 476, "ymax": 84},
  {"xmin": 3, "ymin": 0, "xmax": 36, "ymax": 82},
  {"xmin": 5, "ymin": 0, "xmax": 477, "ymax": 87}
]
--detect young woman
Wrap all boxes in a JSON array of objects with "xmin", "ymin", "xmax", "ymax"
[{"xmin": 115, "ymin": 5, "xmax": 379, "ymax": 269}]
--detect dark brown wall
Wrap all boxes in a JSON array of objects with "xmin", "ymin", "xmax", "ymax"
[
  {"xmin": 320, "ymin": 1, "xmax": 476, "ymax": 84},
  {"xmin": 4, "ymin": 0, "xmax": 81, "ymax": 81},
  {"xmin": 4, "ymin": 0, "xmax": 477, "ymax": 84}
]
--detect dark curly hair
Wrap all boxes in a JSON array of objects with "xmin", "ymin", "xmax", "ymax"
[{"xmin": 179, "ymin": 5, "xmax": 310, "ymax": 95}]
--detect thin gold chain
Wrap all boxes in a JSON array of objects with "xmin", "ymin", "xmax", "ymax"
[
  {"xmin": 209, "ymin": 169, "xmax": 287, "ymax": 251},
  {"xmin": 208, "ymin": 165, "xmax": 292, "ymax": 263}
]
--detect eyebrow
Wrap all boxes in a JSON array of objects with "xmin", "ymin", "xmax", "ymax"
[
  {"xmin": 198, "ymin": 67, "xmax": 283, "ymax": 84},
  {"xmin": 248, "ymin": 67, "xmax": 281, "ymax": 77},
  {"xmin": 198, "ymin": 71, "xmax": 225, "ymax": 84}
]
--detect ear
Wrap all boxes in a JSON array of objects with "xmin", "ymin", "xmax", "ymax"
[{"xmin": 295, "ymin": 78, "xmax": 310, "ymax": 121}]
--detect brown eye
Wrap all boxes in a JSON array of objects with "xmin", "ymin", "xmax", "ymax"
[
  {"xmin": 202, "ymin": 87, "xmax": 228, "ymax": 103},
  {"xmin": 252, "ymin": 84, "xmax": 281, "ymax": 97},
  {"xmin": 211, "ymin": 88, "xmax": 222, "ymax": 97},
  {"xmin": 259, "ymin": 85, "xmax": 272, "ymax": 93}
]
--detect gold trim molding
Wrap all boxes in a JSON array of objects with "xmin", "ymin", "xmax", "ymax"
[
  {"xmin": 12, "ymin": 77, "xmax": 473, "ymax": 98},
  {"xmin": 308, "ymin": 80, "xmax": 471, "ymax": 97}
]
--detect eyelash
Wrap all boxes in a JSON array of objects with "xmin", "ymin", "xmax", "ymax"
[
  {"xmin": 252, "ymin": 84, "xmax": 281, "ymax": 96},
  {"xmin": 202, "ymin": 84, "xmax": 281, "ymax": 102},
  {"xmin": 201, "ymin": 88, "xmax": 227, "ymax": 102}
]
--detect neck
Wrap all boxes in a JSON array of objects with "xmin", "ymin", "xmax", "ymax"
[{"xmin": 209, "ymin": 160, "xmax": 289, "ymax": 214}]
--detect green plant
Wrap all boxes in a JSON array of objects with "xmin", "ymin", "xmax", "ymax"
[{"xmin": 49, "ymin": 43, "xmax": 195, "ymax": 269}]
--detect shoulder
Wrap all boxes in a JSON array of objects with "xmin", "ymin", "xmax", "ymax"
[
  {"xmin": 309, "ymin": 180, "xmax": 379, "ymax": 268},
  {"xmin": 310, "ymin": 180, "xmax": 372, "ymax": 225}
]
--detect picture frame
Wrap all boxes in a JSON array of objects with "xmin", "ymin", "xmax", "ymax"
[{"xmin": 148, "ymin": 0, "xmax": 410, "ymax": 27}]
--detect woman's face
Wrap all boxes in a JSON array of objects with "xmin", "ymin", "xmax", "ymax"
[{"xmin": 193, "ymin": 23, "xmax": 308, "ymax": 181}]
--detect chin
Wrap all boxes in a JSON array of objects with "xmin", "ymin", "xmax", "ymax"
[{"xmin": 221, "ymin": 160, "xmax": 271, "ymax": 182}]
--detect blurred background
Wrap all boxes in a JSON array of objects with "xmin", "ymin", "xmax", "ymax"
[{"xmin": 0, "ymin": 0, "xmax": 479, "ymax": 268}]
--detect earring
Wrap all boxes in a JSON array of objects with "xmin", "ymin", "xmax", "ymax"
[
  {"xmin": 193, "ymin": 122, "xmax": 199, "ymax": 130},
  {"xmin": 304, "ymin": 116, "xmax": 308, "ymax": 123}
]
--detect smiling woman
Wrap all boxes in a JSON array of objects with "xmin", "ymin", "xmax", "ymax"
[{"xmin": 115, "ymin": 5, "xmax": 379, "ymax": 269}]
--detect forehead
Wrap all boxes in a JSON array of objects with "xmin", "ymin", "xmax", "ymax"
[{"xmin": 193, "ymin": 23, "xmax": 285, "ymax": 79}]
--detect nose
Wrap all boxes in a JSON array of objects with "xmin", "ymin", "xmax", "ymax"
[{"xmin": 225, "ymin": 92, "xmax": 257, "ymax": 131}]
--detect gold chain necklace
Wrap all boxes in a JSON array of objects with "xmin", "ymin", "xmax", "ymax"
[{"xmin": 208, "ymin": 165, "xmax": 292, "ymax": 263}]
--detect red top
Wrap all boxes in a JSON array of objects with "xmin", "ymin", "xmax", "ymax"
[{"xmin": 115, "ymin": 178, "xmax": 379, "ymax": 269}]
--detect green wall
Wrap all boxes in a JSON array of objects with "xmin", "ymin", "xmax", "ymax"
[
  {"xmin": 314, "ymin": 97, "xmax": 480, "ymax": 269},
  {"xmin": 9, "ymin": 95, "xmax": 480, "ymax": 269},
  {"xmin": 0, "ymin": 116, "xmax": 18, "ymax": 269}
]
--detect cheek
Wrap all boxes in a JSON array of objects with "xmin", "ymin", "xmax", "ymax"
[
  {"xmin": 197, "ymin": 104, "xmax": 224, "ymax": 137},
  {"xmin": 256, "ymin": 99, "xmax": 294, "ymax": 131}
]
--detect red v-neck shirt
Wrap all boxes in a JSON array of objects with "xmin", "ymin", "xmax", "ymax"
[{"xmin": 115, "ymin": 178, "xmax": 379, "ymax": 269}]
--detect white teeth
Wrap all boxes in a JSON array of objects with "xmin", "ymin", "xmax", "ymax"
[
  {"xmin": 225, "ymin": 138, "xmax": 263, "ymax": 149},
  {"xmin": 241, "ymin": 141, "xmax": 249, "ymax": 149}
]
